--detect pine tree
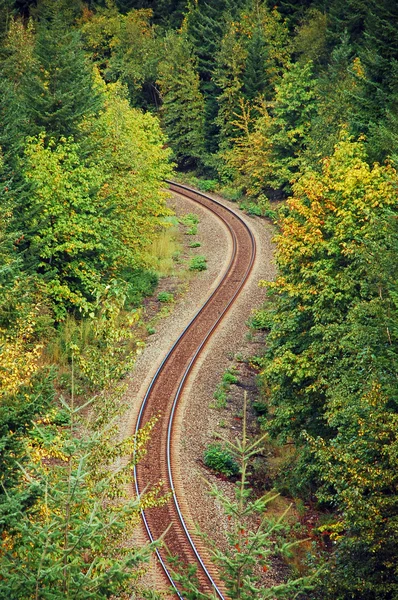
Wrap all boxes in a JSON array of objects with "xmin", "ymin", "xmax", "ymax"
[
  {"xmin": 301, "ymin": 31, "xmax": 358, "ymax": 169},
  {"xmin": 267, "ymin": 60, "xmax": 317, "ymax": 191},
  {"xmin": 0, "ymin": 18, "xmax": 35, "ymax": 168},
  {"xmin": 242, "ymin": 25, "xmax": 269, "ymax": 101},
  {"xmin": 157, "ymin": 32, "xmax": 206, "ymax": 169},
  {"xmin": 351, "ymin": 0, "xmax": 398, "ymax": 165},
  {"xmin": 213, "ymin": 19, "xmax": 246, "ymax": 147},
  {"xmin": 21, "ymin": 5, "xmax": 103, "ymax": 143},
  {"xmin": 184, "ymin": 0, "xmax": 245, "ymax": 154},
  {"xmin": 0, "ymin": 0, "xmax": 14, "ymax": 40}
]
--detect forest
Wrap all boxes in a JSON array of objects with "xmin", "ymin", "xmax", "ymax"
[{"xmin": 0, "ymin": 0, "xmax": 397, "ymax": 598}]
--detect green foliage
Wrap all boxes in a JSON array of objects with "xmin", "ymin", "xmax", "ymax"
[
  {"xmin": 252, "ymin": 400, "xmax": 268, "ymax": 416},
  {"xmin": 211, "ymin": 367, "xmax": 238, "ymax": 409},
  {"xmin": 0, "ymin": 364, "xmax": 163, "ymax": 598},
  {"xmin": 80, "ymin": 5, "xmax": 159, "ymax": 108},
  {"xmin": 188, "ymin": 241, "xmax": 201, "ymax": 248},
  {"xmin": 157, "ymin": 291, "xmax": 174, "ymax": 303},
  {"xmin": 260, "ymin": 136, "xmax": 398, "ymax": 596},
  {"xmin": 122, "ymin": 268, "xmax": 159, "ymax": 309},
  {"xmin": 16, "ymin": 135, "xmax": 108, "ymax": 318},
  {"xmin": 212, "ymin": 385, "xmax": 227, "ymax": 409},
  {"xmin": 181, "ymin": 213, "xmax": 199, "ymax": 226},
  {"xmin": 247, "ymin": 307, "xmax": 273, "ymax": 331},
  {"xmin": 222, "ymin": 369, "xmax": 238, "ymax": 386},
  {"xmin": 203, "ymin": 443, "xmax": 239, "ymax": 477},
  {"xmin": 177, "ymin": 394, "xmax": 318, "ymax": 598},
  {"xmin": 181, "ymin": 213, "xmax": 199, "ymax": 236},
  {"xmin": 22, "ymin": 9, "xmax": 103, "ymax": 143},
  {"xmin": 157, "ymin": 32, "xmax": 206, "ymax": 169},
  {"xmin": 218, "ymin": 185, "xmax": 244, "ymax": 201},
  {"xmin": 195, "ymin": 178, "xmax": 218, "ymax": 192},
  {"xmin": 189, "ymin": 255, "xmax": 207, "ymax": 271},
  {"xmin": 214, "ymin": 2, "xmax": 290, "ymax": 149}
]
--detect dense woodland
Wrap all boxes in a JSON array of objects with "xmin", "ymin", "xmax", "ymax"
[{"xmin": 0, "ymin": 0, "xmax": 397, "ymax": 598}]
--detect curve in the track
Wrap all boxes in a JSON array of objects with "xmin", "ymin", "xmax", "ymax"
[{"xmin": 133, "ymin": 181, "xmax": 257, "ymax": 598}]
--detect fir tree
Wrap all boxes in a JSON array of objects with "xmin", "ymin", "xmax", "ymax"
[
  {"xmin": 157, "ymin": 32, "xmax": 206, "ymax": 169},
  {"xmin": 22, "ymin": 6, "xmax": 103, "ymax": 142},
  {"xmin": 243, "ymin": 25, "xmax": 269, "ymax": 101}
]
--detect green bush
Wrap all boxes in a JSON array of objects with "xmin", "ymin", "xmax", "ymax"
[
  {"xmin": 122, "ymin": 268, "xmax": 159, "ymax": 309},
  {"xmin": 189, "ymin": 241, "xmax": 201, "ymax": 248},
  {"xmin": 247, "ymin": 309, "xmax": 273, "ymax": 331},
  {"xmin": 212, "ymin": 385, "xmax": 227, "ymax": 409},
  {"xmin": 186, "ymin": 225, "xmax": 198, "ymax": 235},
  {"xmin": 196, "ymin": 178, "xmax": 218, "ymax": 192},
  {"xmin": 252, "ymin": 400, "xmax": 268, "ymax": 415},
  {"xmin": 181, "ymin": 213, "xmax": 199, "ymax": 225},
  {"xmin": 222, "ymin": 368, "xmax": 238, "ymax": 385},
  {"xmin": 219, "ymin": 185, "xmax": 243, "ymax": 201},
  {"xmin": 157, "ymin": 291, "xmax": 174, "ymax": 303},
  {"xmin": 239, "ymin": 201, "xmax": 262, "ymax": 216},
  {"xmin": 204, "ymin": 443, "xmax": 239, "ymax": 476},
  {"xmin": 189, "ymin": 255, "xmax": 207, "ymax": 271}
]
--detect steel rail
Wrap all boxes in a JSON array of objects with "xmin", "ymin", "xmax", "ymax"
[{"xmin": 133, "ymin": 181, "xmax": 257, "ymax": 598}]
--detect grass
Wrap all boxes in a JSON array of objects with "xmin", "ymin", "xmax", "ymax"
[
  {"xmin": 211, "ymin": 385, "xmax": 227, "ymax": 409},
  {"xmin": 144, "ymin": 224, "xmax": 181, "ymax": 277},
  {"xmin": 180, "ymin": 213, "xmax": 199, "ymax": 226},
  {"xmin": 210, "ymin": 366, "xmax": 239, "ymax": 410}
]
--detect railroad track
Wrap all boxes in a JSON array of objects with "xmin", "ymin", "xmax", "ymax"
[{"xmin": 134, "ymin": 181, "xmax": 256, "ymax": 598}]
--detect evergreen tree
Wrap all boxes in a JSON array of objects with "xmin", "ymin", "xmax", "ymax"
[
  {"xmin": 243, "ymin": 25, "xmax": 269, "ymax": 101},
  {"xmin": 213, "ymin": 19, "xmax": 246, "ymax": 147},
  {"xmin": 351, "ymin": 0, "xmax": 398, "ymax": 165},
  {"xmin": 79, "ymin": 5, "xmax": 159, "ymax": 108},
  {"xmin": 172, "ymin": 395, "xmax": 318, "ymax": 599},
  {"xmin": 0, "ymin": 18, "xmax": 35, "ymax": 168},
  {"xmin": 157, "ymin": 32, "xmax": 206, "ymax": 169},
  {"xmin": 22, "ymin": 6, "xmax": 103, "ymax": 143},
  {"xmin": 302, "ymin": 31, "xmax": 358, "ymax": 169},
  {"xmin": 267, "ymin": 60, "xmax": 317, "ymax": 191},
  {"xmin": 185, "ymin": 0, "xmax": 245, "ymax": 154},
  {"xmin": 225, "ymin": 61, "xmax": 317, "ymax": 196}
]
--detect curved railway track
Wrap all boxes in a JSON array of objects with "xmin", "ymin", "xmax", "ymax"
[{"xmin": 134, "ymin": 181, "xmax": 257, "ymax": 598}]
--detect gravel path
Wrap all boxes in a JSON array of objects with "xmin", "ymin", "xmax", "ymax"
[{"xmin": 121, "ymin": 190, "xmax": 276, "ymax": 594}]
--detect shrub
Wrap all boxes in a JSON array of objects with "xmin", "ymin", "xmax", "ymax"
[
  {"xmin": 219, "ymin": 185, "xmax": 243, "ymax": 201},
  {"xmin": 252, "ymin": 400, "xmax": 268, "ymax": 415},
  {"xmin": 189, "ymin": 241, "xmax": 201, "ymax": 248},
  {"xmin": 196, "ymin": 178, "xmax": 218, "ymax": 192},
  {"xmin": 186, "ymin": 225, "xmax": 198, "ymax": 235},
  {"xmin": 157, "ymin": 291, "xmax": 174, "ymax": 303},
  {"xmin": 189, "ymin": 255, "xmax": 207, "ymax": 271},
  {"xmin": 122, "ymin": 268, "xmax": 159, "ymax": 309},
  {"xmin": 181, "ymin": 213, "xmax": 199, "ymax": 226},
  {"xmin": 239, "ymin": 201, "xmax": 263, "ymax": 216},
  {"xmin": 203, "ymin": 443, "xmax": 239, "ymax": 476},
  {"xmin": 212, "ymin": 385, "xmax": 227, "ymax": 409},
  {"xmin": 222, "ymin": 368, "xmax": 238, "ymax": 385},
  {"xmin": 247, "ymin": 308, "xmax": 273, "ymax": 330}
]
